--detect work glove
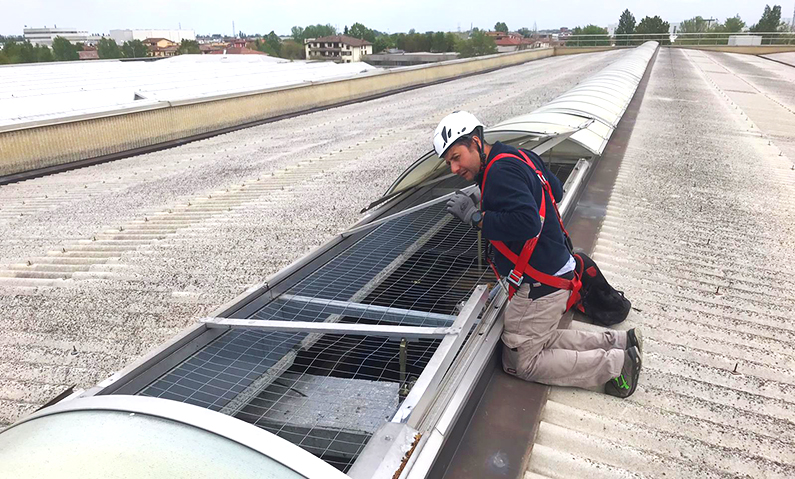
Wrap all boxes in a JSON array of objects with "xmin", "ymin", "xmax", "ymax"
[{"xmin": 446, "ymin": 190, "xmax": 480, "ymax": 227}]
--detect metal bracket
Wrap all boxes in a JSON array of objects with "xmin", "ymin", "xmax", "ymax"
[
  {"xmin": 392, "ymin": 284, "xmax": 489, "ymax": 426},
  {"xmin": 273, "ymin": 294, "xmax": 457, "ymax": 327},
  {"xmin": 201, "ymin": 318, "xmax": 460, "ymax": 339}
]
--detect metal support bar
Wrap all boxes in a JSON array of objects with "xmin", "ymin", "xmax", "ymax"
[
  {"xmin": 341, "ymin": 184, "xmax": 478, "ymax": 238},
  {"xmin": 392, "ymin": 284, "xmax": 489, "ymax": 426},
  {"xmin": 273, "ymin": 294, "xmax": 457, "ymax": 326},
  {"xmin": 202, "ymin": 318, "xmax": 459, "ymax": 339},
  {"xmin": 558, "ymin": 158, "xmax": 591, "ymax": 217}
]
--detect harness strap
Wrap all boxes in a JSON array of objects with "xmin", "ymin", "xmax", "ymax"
[{"xmin": 480, "ymin": 149, "xmax": 581, "ymax": 308}]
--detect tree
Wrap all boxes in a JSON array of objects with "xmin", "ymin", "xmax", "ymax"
[
  {"xmin": 431, "ymin": 31, "xmax": 446, "ymax": 52},
  {"xmin": 349, "ymin": 22, "xmax": 376, "ymax": 43},
  {"xmin": 679, "ymin": 16, "xmax": 709, "ymax": 33},
  {"xmin": 301, "ymin": 24, "xmax": 337, "ymax": 42},
  {"xmin": 373, "ymin": 36, "xmax": 390, "ymax": 53},
  {"xmin": 722, "ymin": 15, "xmax": 746, "ymax": 33},
  {"xmin": 457, "ymin": 30, "xmax": 497, "ymax": 58},
  {"xmin": 97, "ymin": 38, "xmax": 122, "ymax": 59},
  {"xmin": 36, "ymin": 44, "xmax": 53, "ymax": 62},
  {"xmin": 494, "ymin": 22, "xmax": 509, "ymax": 33},
  {"xmin": 571, "ymin": 25, "xmax": 610, "ymax": 46},
  {"xmin": 178, "ymin": 39, "xmax": 201, "ymax": 54},
  {"xmin": 265, "ymin": 31, "xmax": 281, "ymax": 56},
  {"xmin": 122, "ymin": 40, "xmax": 148, "ymax": 58},
  {"xmin": 52, "ymin": 36, "xmax": 79, "ymax": 61},
  {"xmin": 615, "ymin": 9, "xmax": 636, "ymax": 45},
  {"xmin": 280, "ymin": 40, "xmax": 304, "ymax": 59},
  {"xmin": 291, "ymin": 26, "xmax": 304, "ymax": 42},
  {"xmin": 636, "ymin": 16, "xmax": 670, "ymax": 34},
  {"xmin": 344, "ymin": 25, "xmax": 349, "ymax": 35},
  {"xmin": 616, "ymin": 9, "xmax": 636, "ymax": 34},
  {"xmin": 750, "ymin": 4, "xmax": 783, "ymax": 32},
  {"xmin": 517, "ymin": 27, "xmax": 532, "ymax": 37},
  {"xmin": 444, "ymin": 32, "xmax": 459, "ymax": 51}
]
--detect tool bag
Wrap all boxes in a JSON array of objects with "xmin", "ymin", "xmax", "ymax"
[{"xmin": 572, "ymin": 252, "xmax": 631, "ymax": 326}]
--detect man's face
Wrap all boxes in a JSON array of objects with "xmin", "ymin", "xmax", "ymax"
[{"xmin": 443, "ymin": 139, "xmax": 481, "ymax": 181}]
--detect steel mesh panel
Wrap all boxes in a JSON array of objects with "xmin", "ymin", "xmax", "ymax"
[
  {"xmin": 140, "ymin": 329, "xmax": 305, "ymax": 412},
  {"xmin": 135, "ymin": 165, "xmax": 575, "ymax": 471},
  {"xmin": 249, "ymin": 202, "xmax": 477, "ymax": 325}
]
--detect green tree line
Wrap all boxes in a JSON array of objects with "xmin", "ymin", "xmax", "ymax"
[
  {"xmin": 1, "ymin": 36, "xmax": 160, "ymax": 64},
  {"xmin": 605, "ymin": 4, "xmax": 793, "ymax": 47},
  {"xmin": 289, "ymin": 22, "xmax": 498, "ymax": 58}
]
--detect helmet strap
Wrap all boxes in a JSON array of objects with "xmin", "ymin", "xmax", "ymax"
[{"xmin": 475, "ymin": 128, "xmax": 486, "ymax": 166}]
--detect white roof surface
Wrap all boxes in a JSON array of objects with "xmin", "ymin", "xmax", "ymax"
[{"xmin": 0, "ymin": 55, "xmax": 378, "ymax": 128}]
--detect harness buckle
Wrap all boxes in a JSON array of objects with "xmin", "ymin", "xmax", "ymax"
[{"xmin": 506, "ymin": 269, "xmax": 523, "ymax": 289}]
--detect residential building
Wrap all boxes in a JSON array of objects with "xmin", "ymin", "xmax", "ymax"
[
  {"xmin": 494, "ymin": 36, "xmax": 535, "ymax": 53},
  {"xmin": 305, "ymin": 35, "xmax": 372, "ymax": 63},
  {"xmin": 143, "ymin": 38, "xmax": 178, "ymax": 57},
  {"xmin": 144, "ymin": 38, "xmax": 177, "ymax": 49},
  {"xmin": 485, "ymin": 31, "xmax": 523, "ymax": 42},
  {"xmin": 23, "ymin": 26, "xmax": 101, "ymax": 47},
  {"xmin": 109, "ymin": 29, "xmax": 195, "ymax": 45}
]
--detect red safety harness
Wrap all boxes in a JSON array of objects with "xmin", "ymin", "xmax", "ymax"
[{"xmin": 480, "ymin": 149, "xmax": 582, "ymax": 310}]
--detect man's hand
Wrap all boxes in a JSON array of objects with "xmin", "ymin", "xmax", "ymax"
[{"xmin": 446, "ymin": 190, "xmax": 480, "ymax": 227}]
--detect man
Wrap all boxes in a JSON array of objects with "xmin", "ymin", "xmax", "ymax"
[{"xmin": 434, "ymin": 111, "xmax": 642, "ymax": 397}]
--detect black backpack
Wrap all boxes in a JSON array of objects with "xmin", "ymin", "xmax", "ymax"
[{"xmin": 572, "ymin": 252, "xmax": 631, "ymax": 326}]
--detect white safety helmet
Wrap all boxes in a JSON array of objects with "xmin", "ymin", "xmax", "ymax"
[{"xmin": 433, "ymin": 111, "xmax": 484, "ymax": 158}]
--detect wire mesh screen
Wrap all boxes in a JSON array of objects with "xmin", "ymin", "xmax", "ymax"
[
  {"xmin": 234, "ymin": 333, "xmax": 440, "ymax": 471},
  {"xmin": 140, "ymin": 328, "xmax": 440, "ymax": 471},
  {"xmin": 249, "ymin": 202, "xmax": 491, "ymax": 326},
  {"xmin": 135, "ymin": 164, "xmax": 576, "ymax": 472}
]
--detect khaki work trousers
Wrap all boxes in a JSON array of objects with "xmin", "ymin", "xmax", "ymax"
[{"xmin": 502, "ymin": 285, "xmax": 626, "ymax": 388}]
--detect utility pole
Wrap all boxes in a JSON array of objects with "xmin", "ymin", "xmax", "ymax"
[
  {"xmin": 705, "ymin": 17, "xmax": 716, "ymax": 30},
  {"xmin": 232, "ymin": 21, "xmax": 235, "ymax": 38}
]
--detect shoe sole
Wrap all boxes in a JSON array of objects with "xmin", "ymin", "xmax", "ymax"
[
  {"xmin": 629, "ymin": 328, "xmax": 643, "ymax": 355},
  {"xmin": 625, "ymin": 346, "xmax": 642, "ymax": 397}
]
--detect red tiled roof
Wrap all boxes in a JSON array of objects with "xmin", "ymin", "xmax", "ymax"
[
  {"xmin": 78, "ymin": 50, "xmax": 99, "ymax": 60},
  {"xmin": 209, "ymin": 47, "xmax": 267, "ymax": 55}
]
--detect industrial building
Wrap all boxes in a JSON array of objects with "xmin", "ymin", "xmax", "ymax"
[
  {"xmin": 109, "ymin": 28, "xmax": 196, "ymax": 45},
  {"xmin": 1, "ymin": 41, "xmax": 795, "ymax": 479},
  {"xmin": 22, "ymin": 26, "xmax": 101, "ymax": 47}
]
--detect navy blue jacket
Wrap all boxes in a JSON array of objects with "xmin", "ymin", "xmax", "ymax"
[{"xmin": 477, "ymin": 142, "xmax": 571, "ymax": 278}]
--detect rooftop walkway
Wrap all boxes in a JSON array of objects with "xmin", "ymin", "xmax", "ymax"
[{"xmin": 526, "ymin": 46, "xmax": 795, "ymax": 479}]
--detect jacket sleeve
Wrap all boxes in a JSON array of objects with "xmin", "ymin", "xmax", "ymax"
[{"xmin": 480, "ymin": 160, "xmax": 542, "ymax": 242}]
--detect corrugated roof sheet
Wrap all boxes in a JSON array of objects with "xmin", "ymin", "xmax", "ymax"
[{"xmin": 526, "ymin": 46, "xmax": 795, "ymax": 479}]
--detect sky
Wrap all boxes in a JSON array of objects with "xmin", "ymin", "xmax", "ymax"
[{"xmin": 1, "ymin": 0, "xmax": 792, "ymax": 36}]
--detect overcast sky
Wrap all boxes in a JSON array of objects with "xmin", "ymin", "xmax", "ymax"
[{"xmin": 1, "ymin": 0, "xmax": 791, "ymax": 36}]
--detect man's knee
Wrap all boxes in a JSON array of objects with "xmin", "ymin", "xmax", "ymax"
[{"xmin": 502, "ymin": 345, "xmax": 539, "ymax": 380}]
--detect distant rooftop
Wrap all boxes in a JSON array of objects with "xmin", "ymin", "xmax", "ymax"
[
  {"xmin": 0, "ymin": 56, "xmax": 378, "ymax": 128},
  {"xmin": 310, "ymin": 35, "xmax": 372, "ymax": 47}
]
